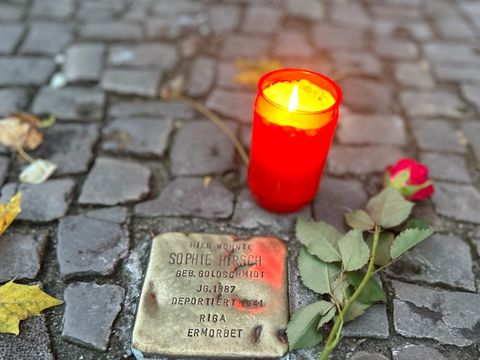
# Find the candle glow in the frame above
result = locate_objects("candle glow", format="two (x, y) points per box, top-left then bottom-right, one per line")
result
(248, 69), (342, 213)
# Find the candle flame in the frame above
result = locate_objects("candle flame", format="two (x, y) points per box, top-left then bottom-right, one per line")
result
(288, 85), (299, 112)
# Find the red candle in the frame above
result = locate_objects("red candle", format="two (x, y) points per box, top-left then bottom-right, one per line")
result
(248, 69), (343, 213)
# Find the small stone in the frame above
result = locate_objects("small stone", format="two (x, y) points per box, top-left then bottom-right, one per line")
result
(64, 43), (105, 82)
(330, 51), (383, 77)
(313, 177), (368, 232)
(31, 0), (74, 19)
(102, 118), (173, 157)
(101, 68), (161, 97)
(79, 22), (143, 41)
(343, 304), (389, 339)
(32, 86), (105, 121)
(286, 0), (323, 20)
(109, 100), (194, 119)
(0, 231), (48, 282)
(351, 352), (388, 360)
(392, 344), (448, 360)
(62, 282), (125, 351)
(242, 6), (281, 34)
(388, 234), (475, 291)
(57, 214), (128, 279)
(374, 38), (419, 60)
(394, 63), (434, 89)
(208, 5), (241, 34)
(420, 152), (471, 183)
(0, 24), (24, 54)
(107, 43), (177, 70)
(0, 316), (54, 360)
(0, 57), (55, 86)
(221, 35), (270, 59)
(462, 121), (480, 161)
(432, 182), (480, 224)
(424, 43), (480, 64)
(461, 84), (480, 112)
(328, 145), (404, 175)
(433, 63), (480, 83)
(0, 156), (8, 185)
(135, 178), (234, 219)
(337, 113), (406, 145)
(274, 30), (314, 58)
(79, 157), (151, 205)
(393, 280), (480, 347)
(187, 56), (215, 97)
(32, 123), (99, 175)
(170, 120), (237, 176)
(313, 25), (366, 50)
(20, 22), (73, 55)
(16, 178), (75, 222)
(401, 91), (467, 119)
(232, 189), (311, 231)
(0, 4), (25, 20)
(411, 119), (465, 153)
(0, 88), (28, 116)
(206, 89), (254, 123)
(341, 78), (393, 113)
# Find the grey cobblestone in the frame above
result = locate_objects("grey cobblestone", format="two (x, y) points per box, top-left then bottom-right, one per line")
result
(170, 120), (237, 176)
(57, 214), (128, 279)
(330, 51), (383, 77)
(33, 123), (99, 175)
(374, 38), (418, 60)
(394, 63), (434, 88)
(208, 5), (241, 34)
(187, 56), (215, 97)
(64, 43), (105, 83)
(331, 2), (370, 29)
(79, 22), (143, 41)
(31, 0), (74, 20)
(32, 86), (106, 121)
(432, 182), (480, 224)
(221, 34), (270, 59)
(462, 121), (480, 161)
(343, 304), (389, 339)
(109, 100), (194, 119)
(351, 352), (388, 360)
(341, 78), (393, 113)
(411, 119), (465, 154)
(0, 156), (8, 185)
(102, 117), (173, 157)
(107, 43), (177, 70)
(420, 152), (471, 183)
(15, 179), (75, 222)
(101, 68), (161, 97)
(62, 282), (125, 351)
(393, 280), (480, 346)
(206, 89), (254, 123)
(0, 231), (48, 282)
(242, 6), (282, 34)
(461, 84), (480, 112)
(274, 31), (314, 58)
(286, 0), (323, 21)
(400, 91), (467, 119)
(79, 157), (151, 205)
(388, 233), (475, 291)
(20, 22), (73, 55)
(424, 42), (480, 64)
(0, 3), (25, 20)
(373, 19), (432, 41)
(0, 57), (55, 86)
(313, 25), (366, 50)
(135, 177), (234, 219)
(0, 24), (24, 54)
(392, 344), (448, 360)
(433, 63), (480, 83)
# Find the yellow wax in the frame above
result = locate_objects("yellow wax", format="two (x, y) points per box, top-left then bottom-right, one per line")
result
(263, 79), (335, 112)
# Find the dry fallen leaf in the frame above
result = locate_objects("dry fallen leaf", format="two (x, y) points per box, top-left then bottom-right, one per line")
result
(0, 113), (43, 151)
(234, 58), (283, 87)
(0, 280), (62, 335)
(203, 176), (213, 189)
(0, 192), (21, 237)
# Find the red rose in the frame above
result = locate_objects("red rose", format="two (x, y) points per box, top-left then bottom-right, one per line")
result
(384, 158), (434, 201)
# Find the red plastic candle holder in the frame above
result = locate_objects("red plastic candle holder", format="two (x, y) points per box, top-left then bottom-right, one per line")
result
(248, 69), (343, 213)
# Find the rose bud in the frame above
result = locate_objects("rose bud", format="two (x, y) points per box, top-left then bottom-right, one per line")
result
(384, 158), (434, 201)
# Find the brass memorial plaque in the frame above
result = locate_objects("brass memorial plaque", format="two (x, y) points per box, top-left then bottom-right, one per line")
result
(132, 232), (289, 359)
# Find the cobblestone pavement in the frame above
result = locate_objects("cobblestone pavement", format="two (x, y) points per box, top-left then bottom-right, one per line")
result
(0, 0), (480, 359)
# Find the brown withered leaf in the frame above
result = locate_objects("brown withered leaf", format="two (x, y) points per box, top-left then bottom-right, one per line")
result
(234, 58), (283, 87)
(0, 112), (44, 151)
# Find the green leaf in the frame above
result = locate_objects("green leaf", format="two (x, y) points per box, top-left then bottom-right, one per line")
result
(338, 230), (370, 271)
(344, 301), (371, 323)
(367, 232), (395, 266)
(287, 301), (334, 351)
(390, 227), (434, 259)
(345, 209), (375, 231)
(296, 219), (343, 262)
(298, 248), (341, 295)
(317, 306), (337, 330)
(346, 271), (386, 304)
(331, 276), (349, 304)
(366, 187), (414, 228)
(404, 218), (430, 230)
